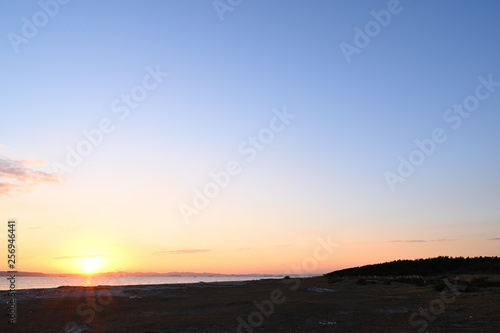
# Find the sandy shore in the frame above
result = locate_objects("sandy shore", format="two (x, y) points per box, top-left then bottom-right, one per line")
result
(1, 276), (499, 332)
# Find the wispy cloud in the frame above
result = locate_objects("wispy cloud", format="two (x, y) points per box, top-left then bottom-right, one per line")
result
(388, 240), (426, 243)
(0, 154), (57, 196)
(153, 249), (210, 255)
(54, 255), (111, 259)
(387, 239), (449, 243)
(489, 238), (500, 241)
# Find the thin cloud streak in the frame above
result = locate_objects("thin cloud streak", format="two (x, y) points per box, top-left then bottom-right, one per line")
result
(153, 249), (210, 255)
(54, 255), (111, 259)
(387, 239), (449, 243)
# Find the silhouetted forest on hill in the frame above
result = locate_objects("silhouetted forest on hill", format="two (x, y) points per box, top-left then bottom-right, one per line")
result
(325, 256), (500, 277)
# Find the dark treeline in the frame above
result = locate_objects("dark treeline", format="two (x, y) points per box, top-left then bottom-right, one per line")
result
(325, 256), (500, 277)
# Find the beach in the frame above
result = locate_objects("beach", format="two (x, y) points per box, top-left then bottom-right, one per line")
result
(1, 276), (499, 332)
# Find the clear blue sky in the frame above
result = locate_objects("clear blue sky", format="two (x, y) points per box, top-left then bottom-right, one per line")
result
(1, 0), (499, 274)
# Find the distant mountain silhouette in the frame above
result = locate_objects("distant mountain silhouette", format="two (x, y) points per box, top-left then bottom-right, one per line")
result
(324, 256), (500, 277)
(0, 271), (283, 277)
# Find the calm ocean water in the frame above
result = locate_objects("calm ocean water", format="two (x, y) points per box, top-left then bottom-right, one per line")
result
(3, 276), (282, 290)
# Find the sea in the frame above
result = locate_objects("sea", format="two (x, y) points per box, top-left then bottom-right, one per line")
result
(2, 275), (284, 290)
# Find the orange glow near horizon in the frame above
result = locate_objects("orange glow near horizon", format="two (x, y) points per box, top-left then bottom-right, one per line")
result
(14, 227), (500, 276)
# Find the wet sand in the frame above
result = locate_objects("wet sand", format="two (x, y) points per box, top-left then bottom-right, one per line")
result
(1, 276), (499, 332)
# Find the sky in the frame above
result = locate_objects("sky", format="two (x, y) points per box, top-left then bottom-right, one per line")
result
(1, 0), (499, 275)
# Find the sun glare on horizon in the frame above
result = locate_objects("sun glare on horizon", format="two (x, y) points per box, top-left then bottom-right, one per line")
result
(80, 257), (103, 274)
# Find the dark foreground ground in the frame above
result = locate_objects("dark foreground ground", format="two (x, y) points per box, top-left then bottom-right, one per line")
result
(1, 276), (499, 332)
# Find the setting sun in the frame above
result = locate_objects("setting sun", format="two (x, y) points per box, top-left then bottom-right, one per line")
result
(81, 257), (102, 274)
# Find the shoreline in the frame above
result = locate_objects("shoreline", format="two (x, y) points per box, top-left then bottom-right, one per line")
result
(0, 275), (296, 292)
(1, 278), (275, 300)
(1, 276), (499, 332)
